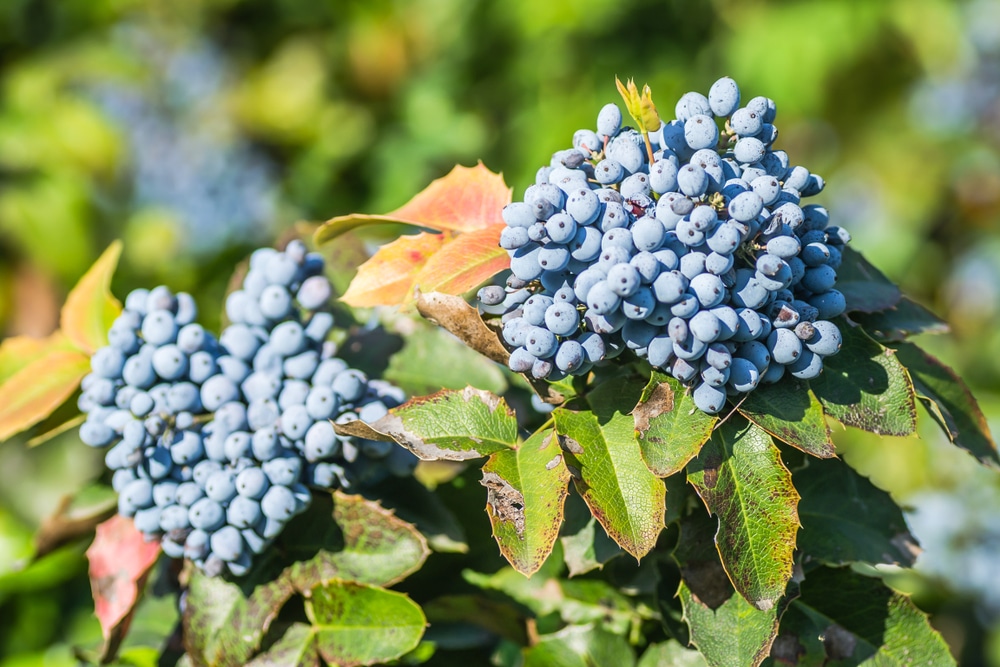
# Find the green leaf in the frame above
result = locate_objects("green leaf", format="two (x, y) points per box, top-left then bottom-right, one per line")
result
(423, 595), (529, 646)
(890, 342), (999, 466)
(788, 567), (955, 666)
(795, 458), (918, 567)
(737, 380), (834, 458)
(481, 427), (571, 576)
(245, 623), (319, 666)
(638, 641), (708, 667)
(686, 418), (799, 611)
(679, 582), (782, 667)
(837, 247), (901, 314)
(810, 323), (917, 437)
(384, 323), (508, 397)
(559, 490), (623, 577)
(183, 493), (427, 667)
(280, 491), (430, 586)
(634, 372), (717, 476)
(306, 582), (426, 667)
(523, 625), (636, 667)
(333, 386), (517, 460)
(554, 378), (665, 560)
(851, 296), (949, 342)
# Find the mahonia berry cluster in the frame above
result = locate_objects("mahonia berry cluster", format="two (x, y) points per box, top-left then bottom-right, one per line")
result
(77, 241), (415, 576)
(481, 77), (847, 414)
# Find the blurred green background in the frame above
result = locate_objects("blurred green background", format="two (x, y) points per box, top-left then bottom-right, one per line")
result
(1, 0), (999, 664)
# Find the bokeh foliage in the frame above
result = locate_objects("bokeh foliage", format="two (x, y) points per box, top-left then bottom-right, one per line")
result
(1, 0), (1000, 664)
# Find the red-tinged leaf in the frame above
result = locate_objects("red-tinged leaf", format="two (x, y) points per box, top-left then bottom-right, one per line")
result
(61, 241), (123, 355)
(0, 349), (91, 441)
(413, 225), (509, 296)
(315, 163), (512, 243)
(340, 232), (450, 308)
(87, 515), (162, 642)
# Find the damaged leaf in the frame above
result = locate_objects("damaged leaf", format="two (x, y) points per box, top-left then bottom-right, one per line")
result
(633, 372), (716, 477)
(481, 428), (571, 576)
(737, 381), (834, 459)
(334, 386), (517, 460)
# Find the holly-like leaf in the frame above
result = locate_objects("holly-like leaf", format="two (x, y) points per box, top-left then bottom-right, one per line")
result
(184, 493), (428, 667)
(553, 378), (666, 561)
(365, 476), (468, 554)
(339, 231), (448, 307)
(0, 347), (91, 441)
(852, 296), (949, 341)
(686, 418), (799, 611)
(737, 380), (834, 459)
(891, 342), (999, 467)
(333, 386), (517, 461)
(679, 582), (782, 667)
(306, 582), (426, 667)
(61, 240), (123, 355)
(86, 515), (162, 652)
(523, 625), (636, 667)
(810, 323), (917, 437)
(637, 641), (708, 667)
(633, 372), (717, 477)
(481, 427), (571, 576)
(795, 458), (919, 567)
(837, 247), (902, 314)
(315, 164), (513, 308)
(245, 623), (318, 666)
(787, 566), (955, 666)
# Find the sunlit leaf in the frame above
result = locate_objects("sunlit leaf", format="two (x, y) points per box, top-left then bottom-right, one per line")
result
(737, 381), (834, 459)
(61, 240), (123, 354)
(0, 348), (91, 441)
(633, 372), (717, 477)
(339, 231), (448, 308)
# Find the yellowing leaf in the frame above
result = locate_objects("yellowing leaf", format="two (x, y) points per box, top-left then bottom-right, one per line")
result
(325, 164), (514, 308)
(340, 232), (449, 308)
(0, 349), (91, 441)
(61, 241), (123, 355)
(315, 162), (512, 243)
(0, 331), (75, 385)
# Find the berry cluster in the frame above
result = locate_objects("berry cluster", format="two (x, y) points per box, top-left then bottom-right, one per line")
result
(77, 241), (414, 576)
(484, 77), (847, 414)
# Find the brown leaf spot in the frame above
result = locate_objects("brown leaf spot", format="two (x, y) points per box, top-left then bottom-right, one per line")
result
(560, 436), (584, 456)
(481, 471), (525, 537)
(633, 381), (675, 435)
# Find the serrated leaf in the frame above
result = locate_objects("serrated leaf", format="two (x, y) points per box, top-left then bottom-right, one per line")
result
(384, 322), (507, 397)
(86, 516), (162, 646)
(553, 378), (665, 560)
(183, 493), (427, 667)
(523, 625), (636, 667)
(482, 428), (571, 576)
(837, 247), (901, 314)
(795, 458), (918, 567)
(851, 296), (949, 341)
(788, 567), (955, 666)
(810, 323), (917, 437)
(306, 582), (426, 667)
(315, 163), (512, 241)
(679, 582), (782, 667)
(0, 348), (91, 441)
(890, 342), (998, 466)
(559, 490), (623, 577)
(245, 623), (319, 666)
(634, 372), (717, 477)
(686, 418), (799, 611)
(637, 640), (708, 667)
(334, 387), (517, 461)
(61, 240), (123, 354)
(737, 380), (834, 459)
(318, 164), (513, 308)
(340, 231), (448, 307)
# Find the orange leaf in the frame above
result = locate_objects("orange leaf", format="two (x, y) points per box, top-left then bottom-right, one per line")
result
(314, 162), (512, 243)
(0, 331), (75, 385)
(414, 225), (510, 296)
(87, 515), (161, 641)
(61, 241), (123, 355)
(340, 232), (450, 308)
(0, 348), (91, 441)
